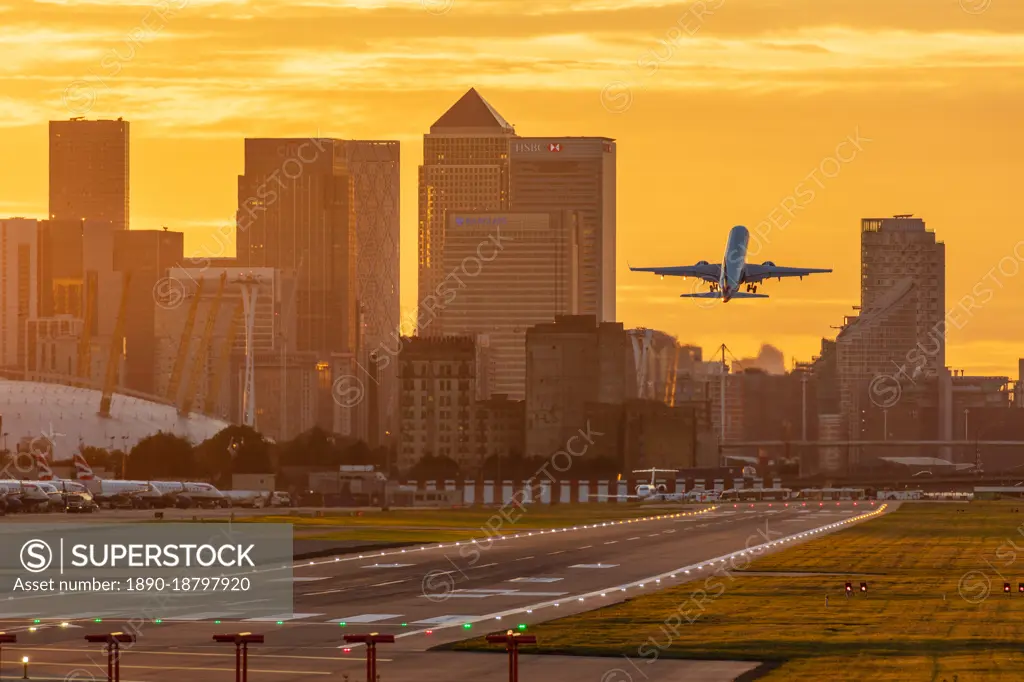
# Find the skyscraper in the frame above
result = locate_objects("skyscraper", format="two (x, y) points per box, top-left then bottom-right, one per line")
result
(861, 215), (946, 374)
(112, 229), (184, 395)
(510, 137), (616, 322)
(236, 138), (358, 356)
(49, 119), (130, 230)
(0, 219), (39, 372)
(339, 140), (400, 447)
(439, 210), (579, 400)
(418, 89), (517, 329)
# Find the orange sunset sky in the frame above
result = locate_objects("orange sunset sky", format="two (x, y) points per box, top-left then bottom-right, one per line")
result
(2, 0), (1023, 378)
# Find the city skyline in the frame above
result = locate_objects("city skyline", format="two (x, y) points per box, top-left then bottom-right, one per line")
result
(1, 0), (1022, 376)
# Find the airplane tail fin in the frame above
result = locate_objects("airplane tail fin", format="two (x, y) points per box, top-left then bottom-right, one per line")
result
(679, 291), (769, 299)
(34, 452), (54, 481)
(74, 452), (96, 481)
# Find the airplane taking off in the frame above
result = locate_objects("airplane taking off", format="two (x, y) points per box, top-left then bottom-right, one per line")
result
(629, 225), (832, 302)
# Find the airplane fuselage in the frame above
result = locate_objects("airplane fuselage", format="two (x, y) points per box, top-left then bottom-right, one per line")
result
(721, 225), (750, 302)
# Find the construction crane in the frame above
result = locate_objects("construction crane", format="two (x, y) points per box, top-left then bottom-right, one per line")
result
(180, 272), (226, 416)
(99, 271), (132, 418)
(77, 282), (96, 387)
(204, 302), (242, 418)
(165, 277), (205, 404)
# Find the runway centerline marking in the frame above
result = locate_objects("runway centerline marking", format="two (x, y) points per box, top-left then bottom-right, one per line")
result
(578, 545), (593, 550)
(362, 563), (413, 569)
(548, 551), (565, 555)
(369, 580), (407, 588)
(305, 588), (348, 596)
(470, 563), (497, 570)
(626, 537), (641, 541)
(603, 541), (617, 545)
(514, 556), (535, 561)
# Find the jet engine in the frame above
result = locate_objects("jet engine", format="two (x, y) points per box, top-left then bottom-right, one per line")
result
(696, 260), (709, 266)
(762, 261), (776, 267)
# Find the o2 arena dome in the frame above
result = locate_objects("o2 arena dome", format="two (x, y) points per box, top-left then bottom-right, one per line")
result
(0, 381), (230, 460)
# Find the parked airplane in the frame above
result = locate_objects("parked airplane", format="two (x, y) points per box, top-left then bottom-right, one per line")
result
(0, 480), (52, 509)
(74, 453), (228, 508)
(34, 452), (98, 499)
(593, 469), (684, 502)
(72, 453), (153, 506)
(629, 225), (832, 302)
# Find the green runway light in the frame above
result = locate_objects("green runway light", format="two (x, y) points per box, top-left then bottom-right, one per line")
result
(215, 620), (221, 624)
(401, 623), (407, 627)
(276, 621), (284, 625)
(94, 619), (102, 623)
(155, 620), (162, 624)
(33, 620), (40, 624)
(339, 622), (346, 627)
(463, 623), (472, 629)
(517, 624), (527, 631)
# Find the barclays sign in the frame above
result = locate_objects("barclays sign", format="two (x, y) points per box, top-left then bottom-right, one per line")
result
(455, 216), (508, 226)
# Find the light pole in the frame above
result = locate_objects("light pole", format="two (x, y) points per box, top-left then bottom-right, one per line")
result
(964, 409), (970, 462)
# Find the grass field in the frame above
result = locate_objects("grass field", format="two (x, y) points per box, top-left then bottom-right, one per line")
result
(453, 502), (1024, 680)
(231, 504), (713, 543)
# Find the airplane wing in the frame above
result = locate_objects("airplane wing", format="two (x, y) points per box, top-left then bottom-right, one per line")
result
(629, 262), (721, 283)
(743, 263), (832, 283)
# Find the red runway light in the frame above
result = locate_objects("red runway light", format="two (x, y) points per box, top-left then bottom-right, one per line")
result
(426, 630), (433, 635)
(343, 648), (351, 653)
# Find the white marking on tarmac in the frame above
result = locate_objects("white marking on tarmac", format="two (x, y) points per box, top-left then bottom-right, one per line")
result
(470, 563), (497, 570)
(548, 551), (565, 555)
(603, 541), (617, 545)
(508, 577), (563, 583)
(514, 556), (535, 561)
(370, 580), (408, 588)
(243, 613), (324, 622)
(331, 614), (401, 623)
(626, 537), (640, 541)
(569, 564), (619, 569)
(411, 615), (475, 625)
(170, 612), (238, 621)
(578, 545), (593, 550)
(305, 589), (348, 596)
(363, 563), (414, 568)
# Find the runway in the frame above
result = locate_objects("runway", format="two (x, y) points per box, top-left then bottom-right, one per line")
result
(0, 501), (890, 681)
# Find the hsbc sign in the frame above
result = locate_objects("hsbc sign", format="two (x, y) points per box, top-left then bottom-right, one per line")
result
(512, 142), (566, 153)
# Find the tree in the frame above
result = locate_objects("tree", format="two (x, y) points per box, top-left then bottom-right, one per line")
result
(193, 425), (272, 487)
(128, 432), (195, 479)
(80, 446), (114, 469)
(277, 427), (353, 468)
(407, 454), (461, 481)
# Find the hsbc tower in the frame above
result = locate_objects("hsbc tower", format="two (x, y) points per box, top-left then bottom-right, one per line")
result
(509, 137), (617, 323)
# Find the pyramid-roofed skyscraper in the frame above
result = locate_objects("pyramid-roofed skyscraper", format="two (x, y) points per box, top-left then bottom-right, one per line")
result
(418, 89), (518, 331)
